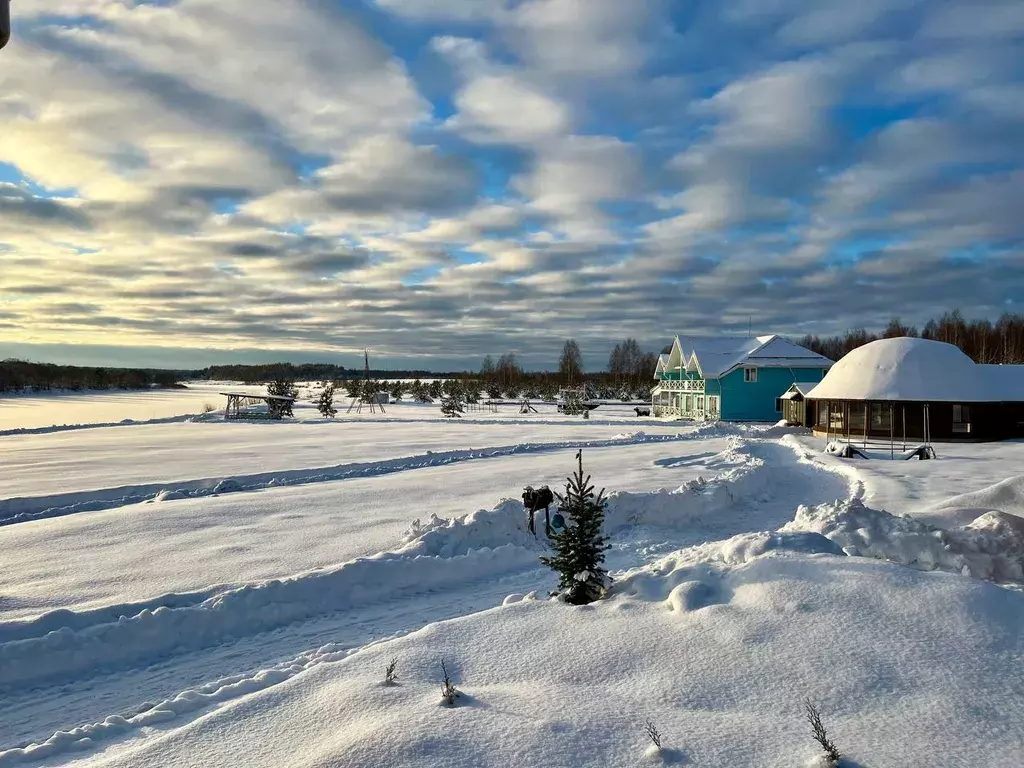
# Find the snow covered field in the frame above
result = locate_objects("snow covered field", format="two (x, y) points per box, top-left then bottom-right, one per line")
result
(0, 392), (1022, 767)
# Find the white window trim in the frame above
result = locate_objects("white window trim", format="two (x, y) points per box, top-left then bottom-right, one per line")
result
(744, 367), (758, 383)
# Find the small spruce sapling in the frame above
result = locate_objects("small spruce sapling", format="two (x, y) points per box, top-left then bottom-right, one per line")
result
(540, 450), (611, 604)
(316, 383), (337, 418)
(440, 659), (458, 706)
(384, 657), (398, 686)
(805, 699), (842, 766)
(440, 385), (465, 418)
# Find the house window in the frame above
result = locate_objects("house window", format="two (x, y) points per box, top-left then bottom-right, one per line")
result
(775, 398), (783, 413)
(849, 406), (866, 432)
(870, 404), (891, 431)
(744, 368), (757, 383)
(953, 404), (971, 433)
(817, 403), (828, 427)
(708, 396), (719, 414)
(684, 395), (692, 413)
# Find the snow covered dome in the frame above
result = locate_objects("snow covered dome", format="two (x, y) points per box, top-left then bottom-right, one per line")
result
(809, 337), (995, 402)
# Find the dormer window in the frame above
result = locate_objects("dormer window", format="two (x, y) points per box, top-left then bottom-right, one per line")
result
(744, 367), (758, 383)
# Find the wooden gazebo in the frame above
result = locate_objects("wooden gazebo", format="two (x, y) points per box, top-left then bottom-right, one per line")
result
(221, 392), (295, 420)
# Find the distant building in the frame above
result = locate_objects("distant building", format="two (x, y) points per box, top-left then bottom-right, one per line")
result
(779, 381), (820, 427)
(652, 335), (833, 421)
(806, 337), (1024, 442)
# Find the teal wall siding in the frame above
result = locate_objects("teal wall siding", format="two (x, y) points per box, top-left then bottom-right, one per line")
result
(719, 367), (828, 422)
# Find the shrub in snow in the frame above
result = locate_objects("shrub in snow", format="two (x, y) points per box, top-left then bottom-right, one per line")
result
(560, 387), (587, 416)
(316, 384), (337, 418)
(486, 384), (502, 400)
(644, 719), (662, 749)
(440, 392), (464, 418)
(266, 379), (296, 416)
(540, 450), (611, 604)
(439, 659), (459, 707)
(343, 379), (362, 399)
(428, 380), (444, 399)
(389, 381), (405, 402)
(805, 699), (841, 766)
(384, 657), (398, 686)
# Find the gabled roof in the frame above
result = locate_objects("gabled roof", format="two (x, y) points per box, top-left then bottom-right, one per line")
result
(653, 354), (668, 379)
(781, 381), (820, 400)
(674, 334), (832, 379)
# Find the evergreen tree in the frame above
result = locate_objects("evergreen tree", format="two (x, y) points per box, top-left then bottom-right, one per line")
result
(344, 379), (362, 400)
(267, 379), (297, 417)
(428, 379), (444, 399)
(440, 391), (464, 418)
(560, 387), (587, 416)
(316, 383), (337, 418)
(540, 451), (610, 605)
(390, 381), (405, 402)
(486, 384), (502, 400)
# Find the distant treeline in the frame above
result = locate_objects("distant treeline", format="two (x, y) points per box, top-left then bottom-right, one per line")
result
(0, 359), (192, 394)
(203, 362), (438, 384)
(797, 311), (1024, 364)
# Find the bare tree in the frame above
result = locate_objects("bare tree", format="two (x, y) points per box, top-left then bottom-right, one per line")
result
(559, 339), (583, 385)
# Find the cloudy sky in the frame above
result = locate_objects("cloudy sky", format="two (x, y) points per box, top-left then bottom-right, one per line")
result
(1, 0), (1022, 370)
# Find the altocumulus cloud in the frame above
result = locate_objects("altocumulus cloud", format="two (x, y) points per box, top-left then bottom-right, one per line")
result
(0, 0), (1022, 369)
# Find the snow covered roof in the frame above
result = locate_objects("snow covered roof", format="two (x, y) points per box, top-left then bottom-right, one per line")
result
(808, 337), (1024, 403)
(671, 335), (832, 379)
(781, 382), (820, 400)
(979, 364), (1024, 401)
(654, 354), (668, 379)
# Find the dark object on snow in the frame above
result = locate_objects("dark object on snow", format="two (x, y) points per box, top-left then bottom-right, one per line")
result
(522, 485), (555, 536)
(634, 407), (651, 417)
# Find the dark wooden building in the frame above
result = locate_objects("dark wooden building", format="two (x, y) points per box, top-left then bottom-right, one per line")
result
(804, 338), (1024, 443)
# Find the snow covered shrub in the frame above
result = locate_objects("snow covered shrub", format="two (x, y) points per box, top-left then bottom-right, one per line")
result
(201, 403), (216, 414)
(389, 381), (405, 402)
(384, 657), (398, 685)
(440, 391), (464, 418)
(428, 380), (444, 399)
(439, 659), (459, 706)
(486, 384), (502, 400)
(316, 384), (337, 418)
(805, 699), (841, 765)
(560, 387), (587, 416)
(267, 379), (297, 417)
(540, 450), (611, 605)
(344, 379), (362, 400)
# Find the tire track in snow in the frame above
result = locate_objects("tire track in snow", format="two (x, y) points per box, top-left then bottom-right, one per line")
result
(0, 434), (860, 764)
(0, 430), (696, 526)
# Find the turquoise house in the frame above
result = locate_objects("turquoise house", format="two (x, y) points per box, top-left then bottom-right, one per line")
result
(652, 335), (833, 421)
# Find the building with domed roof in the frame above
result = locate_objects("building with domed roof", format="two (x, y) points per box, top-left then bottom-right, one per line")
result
(804, 337), (1024, 441)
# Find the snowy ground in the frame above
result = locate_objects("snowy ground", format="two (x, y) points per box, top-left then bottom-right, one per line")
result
(0, 392), (1022, 767)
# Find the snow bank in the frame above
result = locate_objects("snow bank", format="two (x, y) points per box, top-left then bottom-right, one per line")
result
(918, 475), (1024, 527)
(783, 498), (1024, 583)
(33, 553), (1022, 768)
(0, 543), (537, 688)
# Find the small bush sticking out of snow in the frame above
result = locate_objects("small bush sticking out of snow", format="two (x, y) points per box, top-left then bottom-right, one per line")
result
(383, 657), (398, 686)
(439, 659), (459, 707)
(805, 699), (841, 766)
(644, 719), (662, 749)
